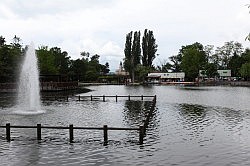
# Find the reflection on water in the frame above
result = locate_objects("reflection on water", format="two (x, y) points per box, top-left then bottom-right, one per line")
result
(123, 100), (151, 126)
(1, 85), (250, 165)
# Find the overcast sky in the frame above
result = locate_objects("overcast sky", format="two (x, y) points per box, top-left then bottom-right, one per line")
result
(0, 0), (249, 71)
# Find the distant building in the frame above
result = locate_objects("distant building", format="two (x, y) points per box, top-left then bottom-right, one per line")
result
(115, 62), (129, 76)
(199, 69), (231, 80)
(114, 62), (130, 84)
(217, 70), (231, 78)
(147, 72), (185, 83)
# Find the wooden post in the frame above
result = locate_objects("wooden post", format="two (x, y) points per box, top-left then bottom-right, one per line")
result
(115, 95), (118, 102)
(78, 95), (80, 101)
(143, 119), (147, 134)
(69, 124), (74, 143)
(103, 125), (108, 145)
(128, 95), (130, 101)
(6, 123), (10, 142)
(139, 125), (144, 145)
(141, 95), (143, 101)
(103, 95), (105, 102)
(37, 124), (41, 140)
(91, 95), (93, 101)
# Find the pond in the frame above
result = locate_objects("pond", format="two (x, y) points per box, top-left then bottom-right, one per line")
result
(1, 85), (250, 166)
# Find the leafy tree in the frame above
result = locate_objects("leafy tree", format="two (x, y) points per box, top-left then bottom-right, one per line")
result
(0, 36), (23, 82)
(180, 42), (207, 81)
(69, 59), (87, 81)
(100, 62), (110, 75)
(204, 63), (218, 78)
(240, 63), (250, 80)
(80, 51), (90, 61)
(241, 48), (250, 63)
(228, 52), (244, 77)
(142, 29), (158, 67)
(168, 54), (182, 72)
(239, 48), (250, 80)
(157, 59), (172, 72)
(124, 31), (141, 83)
(135, 64), (151, 82)
(0, 36), (6, 46)
(50, 47), (70, 75)
(85, 70), (99, 81)
(37, 46), (58, 74)
(215, 41), (243, 69)
(11, 35), (22, 49)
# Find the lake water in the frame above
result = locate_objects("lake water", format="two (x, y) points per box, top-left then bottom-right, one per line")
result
(1, 85), (250, 166)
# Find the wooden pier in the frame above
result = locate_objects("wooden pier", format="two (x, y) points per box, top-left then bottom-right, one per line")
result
(41, 95), (156, 102)
(0, 123), (144, 145)
(0, 95), (157, 145)
(77, 95), (156, 102)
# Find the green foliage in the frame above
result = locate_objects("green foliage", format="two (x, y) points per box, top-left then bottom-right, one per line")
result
(37, 46), (58, 74)
(169, 54), (182, 72)
(124, 31), (141, 82)
(240, 63), (250, 80)
(135, 65), (152, 82)
(157, 61), (172, 72)
(0, 37), (23, 82)
(85, 70), (99, 81)
(164, 41), (249, 81)
(215, 41), (243, 69)
(123, 29), (158, 82)
(0, 36), (109, 83)
(239, 49), (250, 80)
(0, 36), (6, 46)
(204, 63), (218, 78)
(180, 42), (207, 81)
(142, 29), (158, 67)
(124, 31), (133, 74)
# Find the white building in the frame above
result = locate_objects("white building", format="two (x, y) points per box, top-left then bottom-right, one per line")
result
(147, 72), (185, 83)
(217, 70), (231, 77)
(199, 69), (231, 80)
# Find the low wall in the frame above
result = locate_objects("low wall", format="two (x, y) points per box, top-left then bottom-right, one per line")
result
(230, 81), (250, 87)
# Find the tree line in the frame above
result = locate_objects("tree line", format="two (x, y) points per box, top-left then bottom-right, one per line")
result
(1, 34), (250, 84)
(158, 41), (250, 81)
(0, 35), (109, 83)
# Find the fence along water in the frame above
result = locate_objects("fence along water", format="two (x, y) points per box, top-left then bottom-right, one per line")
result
(0, 95), (157, 145)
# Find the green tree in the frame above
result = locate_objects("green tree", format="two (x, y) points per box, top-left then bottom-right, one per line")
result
(0, 36), (6, 46)
(124, 31), (141, 83)
(37, 46), (58, 75)
(142, 29), (158, 67)
(180, 42), (207, 81)
(228, 52), (244, 77)
(239, 48), (250, 80)
(84, 54), (102, 81)
(0, 36), (23, 82)
(157, 59), (172, 72)
(135, 64), (151, 82)
(69, 59), (87, 81)
(100, 62), (110, 75)
(215, 41), (243, 69)
(169, 54), (182, 72)
(204, 63), (218, 78)
(240, 63), (250, 80)
(50, 47), (70, 75)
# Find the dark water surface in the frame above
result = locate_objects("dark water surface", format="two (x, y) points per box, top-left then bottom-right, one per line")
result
(1, 85), (250, 166)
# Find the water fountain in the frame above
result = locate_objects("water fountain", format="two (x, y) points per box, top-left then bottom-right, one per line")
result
(16, 43), (43, 114)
